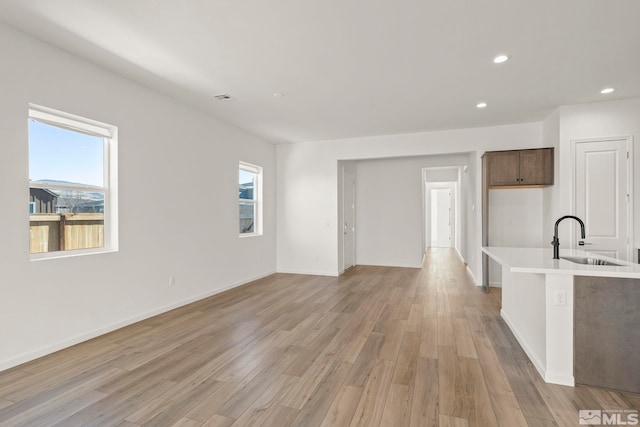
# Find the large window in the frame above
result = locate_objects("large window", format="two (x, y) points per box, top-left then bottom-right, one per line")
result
(28, 105), (118, 258)
(239, 162), (262, 236)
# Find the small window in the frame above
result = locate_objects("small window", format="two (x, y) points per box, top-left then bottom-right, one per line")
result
(239, 162), (262, 236)
(28, 105), (118, 258)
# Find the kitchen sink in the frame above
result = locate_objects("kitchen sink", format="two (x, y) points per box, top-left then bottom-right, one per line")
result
(560, 256), (621, 266)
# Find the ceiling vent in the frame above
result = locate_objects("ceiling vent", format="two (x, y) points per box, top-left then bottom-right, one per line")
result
(213, 93), (232, 100)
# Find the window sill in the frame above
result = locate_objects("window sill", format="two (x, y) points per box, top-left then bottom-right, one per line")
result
(30, 247), (118, 261)
(239, 233), (262, 239)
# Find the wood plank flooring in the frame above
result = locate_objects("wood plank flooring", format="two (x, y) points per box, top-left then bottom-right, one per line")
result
(0, 248), (638, 426)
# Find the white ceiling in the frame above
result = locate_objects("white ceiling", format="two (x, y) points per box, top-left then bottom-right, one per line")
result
(1, 0), (639, 143)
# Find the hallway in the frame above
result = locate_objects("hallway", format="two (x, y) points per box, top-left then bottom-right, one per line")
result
(0, 249), (638, 426)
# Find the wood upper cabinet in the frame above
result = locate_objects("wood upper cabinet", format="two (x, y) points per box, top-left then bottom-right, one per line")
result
(485, 148), (554, 187)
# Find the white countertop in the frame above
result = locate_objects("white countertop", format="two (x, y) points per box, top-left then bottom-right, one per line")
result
(482, 247), (640, 279)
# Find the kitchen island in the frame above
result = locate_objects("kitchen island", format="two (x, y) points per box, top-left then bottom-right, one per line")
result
(482, 247), (640, 393)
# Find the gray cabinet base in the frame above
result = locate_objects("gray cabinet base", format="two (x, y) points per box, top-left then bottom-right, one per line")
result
(574, 276), (640, 393)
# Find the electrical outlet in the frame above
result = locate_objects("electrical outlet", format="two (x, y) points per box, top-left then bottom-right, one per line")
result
(169, 276), (176, 287)
(554, 290), (567, 306)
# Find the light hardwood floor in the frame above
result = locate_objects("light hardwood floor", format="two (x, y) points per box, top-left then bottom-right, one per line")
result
(0, 248), (638, 426)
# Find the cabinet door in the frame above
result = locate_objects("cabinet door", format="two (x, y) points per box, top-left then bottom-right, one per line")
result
(519, 148), (553, 185)
(487, 151), (520, 186)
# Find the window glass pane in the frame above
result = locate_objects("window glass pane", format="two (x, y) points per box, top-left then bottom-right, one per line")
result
(239, 169), (255, 200)
(29, 119), (104, 187)
(29, 190), (105, 253)
(239, 201), (255, 234)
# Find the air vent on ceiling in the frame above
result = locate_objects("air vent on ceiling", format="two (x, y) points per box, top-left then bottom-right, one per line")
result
(213, 93), (232, 100)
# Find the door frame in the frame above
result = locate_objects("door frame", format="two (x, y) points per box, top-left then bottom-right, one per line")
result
(342, 166), (356, 272)
(570, 136), (634, 260)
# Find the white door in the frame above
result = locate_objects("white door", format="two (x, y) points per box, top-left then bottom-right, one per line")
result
(343, 168), (356, 270)
(431, 188), (452, 247)
(575, 138), (631, 260)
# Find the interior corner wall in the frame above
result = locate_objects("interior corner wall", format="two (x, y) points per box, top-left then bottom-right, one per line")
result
(276, 122), (543, 283)
(0, 23), (276, 371)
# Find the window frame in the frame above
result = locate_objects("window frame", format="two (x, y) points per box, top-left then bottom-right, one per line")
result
(28, 104), (118, 260)
(238, 161), (262, 237)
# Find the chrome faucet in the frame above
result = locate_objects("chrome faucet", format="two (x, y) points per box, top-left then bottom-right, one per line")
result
(552, 215), (586, 259)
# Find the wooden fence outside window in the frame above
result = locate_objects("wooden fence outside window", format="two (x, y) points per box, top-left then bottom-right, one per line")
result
(29, 213), (104, 253)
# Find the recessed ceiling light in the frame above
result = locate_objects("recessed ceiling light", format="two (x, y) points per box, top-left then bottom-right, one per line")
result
(600, 87), (615, 94)
(493, 54), (509, 64)
(477, 102), (488, 108)
(273, 92), (285, 98)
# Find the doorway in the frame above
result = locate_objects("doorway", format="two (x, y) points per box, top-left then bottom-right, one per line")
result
(431, 188), (452, 247)
(425, 180), (457, 251)
(572, 137), (633, 260)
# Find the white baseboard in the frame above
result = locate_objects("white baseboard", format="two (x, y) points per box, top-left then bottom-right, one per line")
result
(0, 270), (276, 373)
(544, 371), (574, 387)
(354, 261), (422, 269)
(276, 269), (339, 277)
(500, 309), (547, 383)
(466, 265), (479, 285)
(500, 309), (573, 386)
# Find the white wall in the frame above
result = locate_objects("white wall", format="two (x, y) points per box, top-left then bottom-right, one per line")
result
(276, 122), (543, 281)
(354, 155), (468, 268)
(500, 268), (547, 378)
(488, 189), (544, 285)
(0, 24), (276, 370)
(425, 168), (459, 182)
(544, 98), (640, 260)
(542, 109), (560, 240)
